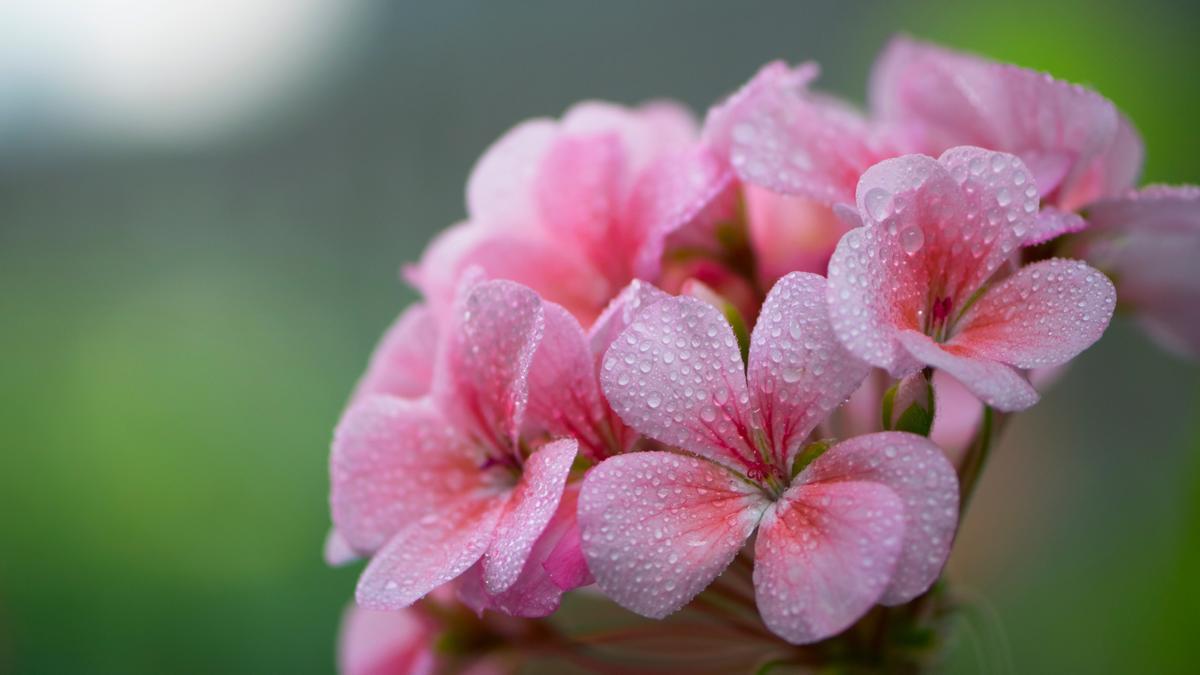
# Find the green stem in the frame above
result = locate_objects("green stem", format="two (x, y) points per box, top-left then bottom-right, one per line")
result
(956, 406), (1008, 516)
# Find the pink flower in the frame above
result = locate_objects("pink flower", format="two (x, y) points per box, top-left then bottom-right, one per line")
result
(1080, 186), (1200, 358)
(827, 148), (1116, 411)
(870, 36), (1142, 212)
(337, 604), (438, 675)
(331, 280), (580, 612)
(348, 302), (439, 405)
(580, 272), (959, 644)
(408, 102), (728, 325)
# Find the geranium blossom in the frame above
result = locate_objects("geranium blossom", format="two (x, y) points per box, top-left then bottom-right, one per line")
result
(580, 272), (959, 644)
(827, 148), (1116, 411)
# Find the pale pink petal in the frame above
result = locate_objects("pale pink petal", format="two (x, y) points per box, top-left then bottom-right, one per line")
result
(466, 119), (557, 229)
(897, 330), (1038, 411)
(337, 604), (437, 675)
(1086, 185), (1200, 234)
(929, 370), (983, 463)
(745, 185), (849, 286)
(330, 397), (483, 553)
(707, 61), (884, 204)
(578, 452), (767, 618)
(324, 528), (360, 567)
(407, 222), (608, 325)
(748, 272), (870, 466)
(524, 302), (610, 459)
(754, 480), (905, 644)
(1023, 207), (1087, 247)
(799, 433), (958, 605)
(951, 258), (1115, 369)
(869, 36), (1120, 208)
(628, 146), (736, 280)
(600, 296), (758, 472)
(482, 439), (578, 594)
(587, 280), (671, 361)
(562, 99), (698, 177)
(1058, 112), (1144, 210)
(357, 496), (505, 610)
(434, 280), (545, 447)
(349, 303), (437, 406)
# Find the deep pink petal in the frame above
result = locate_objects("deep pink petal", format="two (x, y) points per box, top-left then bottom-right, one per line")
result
(434, 280), (545, 447)
(466, 119), (557, 229)
(748, 272), (870, 466)
(357, 496), (505, 610)
(897, 330), (1038, 411)
(870, 36), (1120, 208)
(578, 452), (767, 618)
(330, 397), (483, 554)
(337, 604), (437, 675)
(600, 296), (758, 472)
(754, 480), (905, 644)
(349, 303), (437, 406)
(799, 433), (958, 605)
(952, 259), (1116, 369)
(705, 61), (882, 204)
(482, 439), (578, 595)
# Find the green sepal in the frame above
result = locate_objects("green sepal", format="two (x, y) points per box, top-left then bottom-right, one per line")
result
(791, 439), (833, 479)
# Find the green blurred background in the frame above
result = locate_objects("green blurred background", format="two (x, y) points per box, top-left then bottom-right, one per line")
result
(1, 1), (1196, 673)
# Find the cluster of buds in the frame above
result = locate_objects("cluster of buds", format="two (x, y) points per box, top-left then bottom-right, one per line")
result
(327, 36), (1198, 673)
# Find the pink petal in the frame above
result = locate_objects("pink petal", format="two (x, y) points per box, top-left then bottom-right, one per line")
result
(561, 100), (699, 177)
(869, 36), (1120, 208)
(745, 185), (849, 286)
(710, 61), (885, 204)
(599, 296), (758, 472)
(330, 397), (483, 554)
(1023, 207), (1088, 247)
(337, 604), (437, 675)
(897, 330), (1038, 411)
(952, 259), (1116, 369)
(357, 495), (505, 610)
(1060, 113), (1144, 210)
(524, 302), (610, 459)
(540, 483), (594, 592)
(929, 370), (983, 463)
(482, 439), (578, 595)
(798, 433), (958, 605)
(407, 222), (609, 326)
(466, 118), (557, 229)
(434, 280), (545, 447)
(754, 480), (906, 644)
(324, 528), (360, 567)
(587, 280), (671, 361)
(578, 452), (767, 618)
(628, 146), (736, 280)
(349, 303), (437, 406)
(748, 272), (871, 466)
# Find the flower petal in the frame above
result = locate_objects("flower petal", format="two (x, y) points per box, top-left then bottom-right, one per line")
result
(349, 303), (437, 406)
(466, 118), (557, 229)
(897, 330), (1038, 411)
(324, 528), (360, 567)
(588, 280), (671, 360)
(952, 259), (1116, 369)
(799, 433), (958, 605)
(579, 452), (767, 618)
(745, 185), (848, 286)
(337, 604), (437, 675)
(706, 61), (882, 204)
(330, 396), (482, 554)
(870, 36), (1120, 208)
(1023, 207), (1088, 247)
(600, 296), (757, 471)
(748, 272), (870, 466)
(754, 480), (905, 644)
(482, 439), (578, 594)
(434, 280), (545, 446)
(357, 495), (505, 610)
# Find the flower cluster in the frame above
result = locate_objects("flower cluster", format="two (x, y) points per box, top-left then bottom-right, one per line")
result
(328, 36), (1198, 673)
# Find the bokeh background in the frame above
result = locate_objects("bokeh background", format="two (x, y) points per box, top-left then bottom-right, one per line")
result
(2, 1), (1197, 673)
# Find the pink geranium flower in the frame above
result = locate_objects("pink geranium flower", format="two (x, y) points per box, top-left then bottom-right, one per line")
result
(408, 102), (729, 325)
(580, 272), (959, 644)
(331, 280), (580, 612)
(827, 148), (1116, 411)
